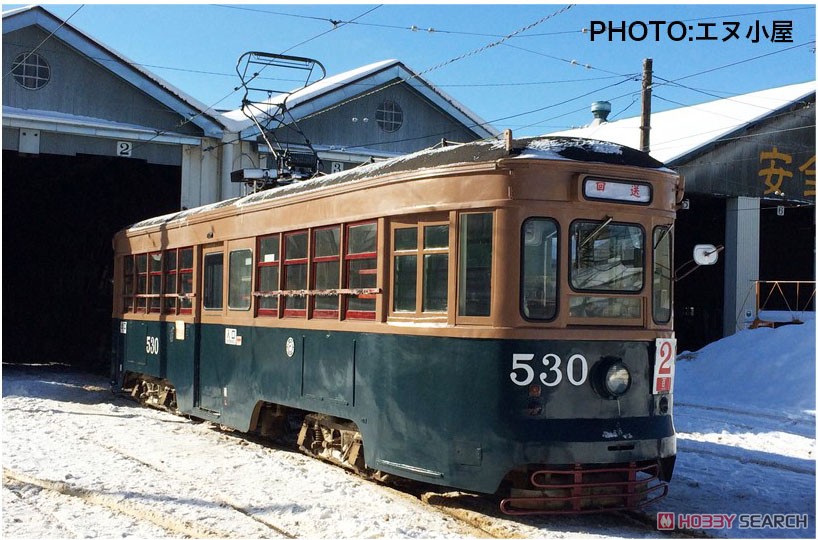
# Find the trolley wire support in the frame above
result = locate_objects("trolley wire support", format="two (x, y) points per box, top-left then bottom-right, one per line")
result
(234, 52), (327, 192)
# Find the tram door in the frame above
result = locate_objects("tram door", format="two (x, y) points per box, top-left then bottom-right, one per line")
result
(194, 245), (226, 415)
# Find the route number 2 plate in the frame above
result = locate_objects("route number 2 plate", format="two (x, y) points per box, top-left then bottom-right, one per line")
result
(653, 338), (676, 394)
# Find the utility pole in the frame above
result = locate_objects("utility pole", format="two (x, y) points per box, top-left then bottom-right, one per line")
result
(640, 58), (653, 153)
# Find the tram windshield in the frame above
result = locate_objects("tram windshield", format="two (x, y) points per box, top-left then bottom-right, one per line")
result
(570, 221), (644, 292)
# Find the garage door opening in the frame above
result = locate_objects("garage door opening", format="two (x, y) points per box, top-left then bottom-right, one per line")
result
(3, 151), (181, 372)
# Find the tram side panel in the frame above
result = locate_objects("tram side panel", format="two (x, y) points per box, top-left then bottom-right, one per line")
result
(358, 333), (674, 494)
(112, 317), (674, 495)
(114, 320), (196, 410)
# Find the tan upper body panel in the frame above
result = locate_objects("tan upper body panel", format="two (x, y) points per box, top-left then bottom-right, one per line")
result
(113, 137), (680, 341)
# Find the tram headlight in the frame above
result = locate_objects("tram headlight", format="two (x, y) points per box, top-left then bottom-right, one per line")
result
(604, 362), (631, 397)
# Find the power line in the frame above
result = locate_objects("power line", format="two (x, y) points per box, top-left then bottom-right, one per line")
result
(681, 5), (815, 23)
(293, 4), (576, 126)
(5, 37), (630, 92)
(213, 4), (576, 39)
(202, 5), (581, 153)
(492, 76), (638, 127)
(281, 5), (382, 55)
(132, 5), (383, 152)
(667, 40), (815, 84)
(499, 42), (631, 77)
(436, 74), (629, 88)
(3, 4), (84, 80)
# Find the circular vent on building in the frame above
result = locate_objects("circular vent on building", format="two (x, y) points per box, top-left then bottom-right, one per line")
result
(376, 100), (403, 133)
(11, 52), (51, 90)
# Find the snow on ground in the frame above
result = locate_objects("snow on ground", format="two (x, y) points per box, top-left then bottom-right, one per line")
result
(2, 318), (815, 539)
(667, 316), (815, 539)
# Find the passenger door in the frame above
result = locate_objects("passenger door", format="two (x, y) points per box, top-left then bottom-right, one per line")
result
(194, 245), (226, 415)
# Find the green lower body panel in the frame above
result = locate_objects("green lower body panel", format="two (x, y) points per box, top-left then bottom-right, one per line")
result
(112, 319), (675, 494)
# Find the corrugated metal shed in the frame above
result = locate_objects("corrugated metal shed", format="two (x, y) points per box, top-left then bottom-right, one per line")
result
(550, 82), (814, 165)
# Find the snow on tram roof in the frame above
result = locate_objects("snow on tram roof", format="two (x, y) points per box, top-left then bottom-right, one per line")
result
(126, 136), (666, 231)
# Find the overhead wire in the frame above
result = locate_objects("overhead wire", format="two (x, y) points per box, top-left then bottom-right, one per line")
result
(213, 3), (578, 39)
(58, 3), (810, 171)
(131, 4), (383, 152)
(198, 4), (580, 154)
(499, 42), (631, 77)
(3, 4), (85, 80)
(292, 4), (576, 127)
(662, 41), (815, 85)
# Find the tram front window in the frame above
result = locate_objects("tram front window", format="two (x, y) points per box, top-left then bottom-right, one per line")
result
(570, 221), (644, 292)
(521, 218), (558, 320)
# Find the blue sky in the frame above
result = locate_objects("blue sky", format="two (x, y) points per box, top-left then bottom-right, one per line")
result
(10, 3), (816, 137)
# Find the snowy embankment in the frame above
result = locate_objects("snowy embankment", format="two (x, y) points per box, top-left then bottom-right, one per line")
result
(668, 317), (815, 539)
(2, 318), (815, 539)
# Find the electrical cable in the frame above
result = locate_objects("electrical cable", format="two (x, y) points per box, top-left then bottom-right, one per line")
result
(131, 5), (382, 153)
(499, 42), (632, 77)
(213, 3), (576, 39)
(292, 5), (576, 127)
(3, 4), (84, 80)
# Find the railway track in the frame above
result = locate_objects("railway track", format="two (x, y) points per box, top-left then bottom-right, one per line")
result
(9, 369), (804, 539)
(3, 468), (235, 538)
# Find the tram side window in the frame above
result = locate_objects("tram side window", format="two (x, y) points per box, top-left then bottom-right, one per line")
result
(123, 255), (135, 313)
(392, 221), (449, 315)
(423, 225), (449, 312)
(178, 248), (194, 314)
(393, 227), (418, 312)
(124, 248), (193, 315)
(163, 249), (178, 314)
(257, 235), (280, 316)
(313, 226), (341, 318)
(228, 249), (253, 310)
(148, 252), (163, 313)
(522, 219), (559, 320)
(653, 227), (673, 323)
(458, 213), (493, 317)
(136, 253), (148, 312)
(346, 222), (377, 319)
(283, 231), (308, 317)
(203, 253), (224, 310)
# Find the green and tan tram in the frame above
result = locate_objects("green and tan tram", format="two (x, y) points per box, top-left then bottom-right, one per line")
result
(112, 134), (702, 514)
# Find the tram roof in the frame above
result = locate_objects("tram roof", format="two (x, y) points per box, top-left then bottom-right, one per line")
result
(127, 135), (667, 231)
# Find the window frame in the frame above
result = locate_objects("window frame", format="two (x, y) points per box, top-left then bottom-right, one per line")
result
(389, 216), (451, 319)
(256, 234), (281, 317)
(568, 219), (646, 294)
(123, 255), (135, 313)
(177, 247), (194, 315)
(11, 52), (51, 90)
(344, 221), (378, 320)
(520, 217), (560, 322)
(202, 250), (225, 312)
(228, 248), (253, 311)
(457, 212), (494, 320)
(123, 248), (194, 316)
(282, 230), (309, 318)
(135, 253), (148, 313)
(375, 100), (403, 133)
(163, 249), (179, 315)
(652, 226), (673, 324)
(311, 226), (341, 319)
